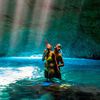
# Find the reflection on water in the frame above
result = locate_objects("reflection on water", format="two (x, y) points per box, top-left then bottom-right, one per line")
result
(0, 57), (100, 100)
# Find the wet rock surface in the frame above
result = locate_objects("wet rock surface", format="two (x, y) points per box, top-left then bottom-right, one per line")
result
(7, 80), (100, 100)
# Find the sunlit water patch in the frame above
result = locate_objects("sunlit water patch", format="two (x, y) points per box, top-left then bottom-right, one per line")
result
(0, 66), (43, 86)
(0, 65), (43, 100)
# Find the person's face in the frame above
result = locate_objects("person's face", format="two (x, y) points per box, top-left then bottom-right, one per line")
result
(56, 46), (61, 51)
(47, 48), (51, 51)
(46, 44), (52, 51)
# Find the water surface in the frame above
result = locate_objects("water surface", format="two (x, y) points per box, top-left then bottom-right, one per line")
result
(0, 57), (100, 100)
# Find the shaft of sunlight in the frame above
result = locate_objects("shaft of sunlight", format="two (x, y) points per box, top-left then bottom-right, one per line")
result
(28, 0), (54, 47)
(8, 0), (28, 55)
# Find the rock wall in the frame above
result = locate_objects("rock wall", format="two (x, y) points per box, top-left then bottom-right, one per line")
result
(0, 0), (100, 58)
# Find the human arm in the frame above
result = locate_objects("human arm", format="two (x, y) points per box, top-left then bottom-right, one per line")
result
(58, 54), (64, 67)
(42, 49), (47, 61)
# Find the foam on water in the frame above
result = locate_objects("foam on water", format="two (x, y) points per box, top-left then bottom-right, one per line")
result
(0, 66), (42, 86)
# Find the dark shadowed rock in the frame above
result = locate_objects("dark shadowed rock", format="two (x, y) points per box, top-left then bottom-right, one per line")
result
(7, 79), (100, 100)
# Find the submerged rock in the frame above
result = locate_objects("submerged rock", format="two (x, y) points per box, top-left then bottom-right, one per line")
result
(6, 79), (100, 100)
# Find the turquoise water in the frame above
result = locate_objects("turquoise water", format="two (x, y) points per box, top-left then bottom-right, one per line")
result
(0, 57), (100, 100)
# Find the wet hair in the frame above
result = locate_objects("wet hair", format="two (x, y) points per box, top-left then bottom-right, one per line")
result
(46, 43), (52, 50)
(56, 44), (62, 48)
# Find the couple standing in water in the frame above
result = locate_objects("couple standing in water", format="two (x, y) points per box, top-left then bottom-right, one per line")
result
(42, 43), (64, 81)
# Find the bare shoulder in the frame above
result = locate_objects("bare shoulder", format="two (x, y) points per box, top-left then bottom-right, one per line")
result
(50, 51), (55, 56)
(51, 51), (54, 54)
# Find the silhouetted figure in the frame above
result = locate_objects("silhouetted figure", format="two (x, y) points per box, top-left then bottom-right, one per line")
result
(54, 44), (64, 80)
(42, 43), (57, 81)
